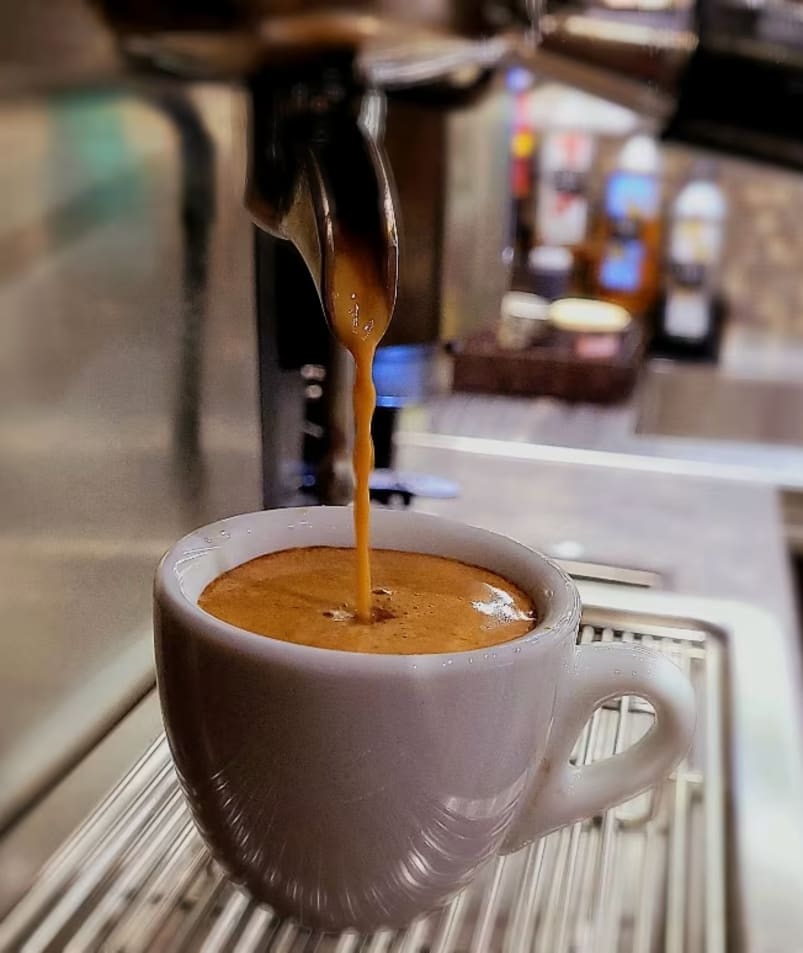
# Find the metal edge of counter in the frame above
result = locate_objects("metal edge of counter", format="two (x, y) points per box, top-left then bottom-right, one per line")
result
(396, 430), (803, 491)
(0, 635), (156, 839)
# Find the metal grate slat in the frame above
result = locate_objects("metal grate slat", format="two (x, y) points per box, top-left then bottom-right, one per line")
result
(0, 620), (726, 953)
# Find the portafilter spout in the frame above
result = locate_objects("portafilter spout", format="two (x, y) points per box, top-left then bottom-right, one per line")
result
(245, 56), (399, 338)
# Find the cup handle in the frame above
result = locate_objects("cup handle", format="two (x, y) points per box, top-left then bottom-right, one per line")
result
(502, 641), (696, 853)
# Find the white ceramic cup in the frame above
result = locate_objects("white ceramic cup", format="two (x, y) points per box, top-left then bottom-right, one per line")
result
(155, 507), (695, 932)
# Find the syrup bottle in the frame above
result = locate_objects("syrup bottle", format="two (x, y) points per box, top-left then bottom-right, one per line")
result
(651, 161), (728, 361)
(594, 134), (663, 317)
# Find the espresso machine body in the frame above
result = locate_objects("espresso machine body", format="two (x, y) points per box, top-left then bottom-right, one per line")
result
(251, 71), (513, 507)
(8, 0), (803, 513)
(88, 0), (523, 508)
(537, 0), (803, 169)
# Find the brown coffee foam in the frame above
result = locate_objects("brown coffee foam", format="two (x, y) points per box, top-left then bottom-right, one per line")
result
(198, 546), (536, 655)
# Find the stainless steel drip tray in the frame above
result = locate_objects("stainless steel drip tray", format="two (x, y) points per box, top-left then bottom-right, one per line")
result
(2, 586), (803, 953)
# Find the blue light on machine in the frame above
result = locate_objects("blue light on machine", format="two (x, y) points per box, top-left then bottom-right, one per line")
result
(373, 344), (437, 409)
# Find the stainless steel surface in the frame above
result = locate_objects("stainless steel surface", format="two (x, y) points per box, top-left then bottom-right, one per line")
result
(0, 90), (262, 836)
(439, 81), (512, 344)
(532, 7), (695, 123)
(9, 0), (803, 175)
(0, 693), (162, 918)
(553, 559), (664, 589)
(638, 360), (803, 448)
(403, 391), (803, 491)
(0, 1), (523, 94)
(397, 434), (799, 636)
(406, 373), (803, 550)
(4, 586), (803, 951)
(530, 0), (803, 168)
(0, 0), (515, 520)
(99, 1), (524, 87)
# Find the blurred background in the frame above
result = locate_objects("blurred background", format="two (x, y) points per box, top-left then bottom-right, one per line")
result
(2, 1), (803, 950)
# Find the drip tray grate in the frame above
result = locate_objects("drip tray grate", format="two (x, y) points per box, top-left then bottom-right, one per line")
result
(0, 620), (725, 953)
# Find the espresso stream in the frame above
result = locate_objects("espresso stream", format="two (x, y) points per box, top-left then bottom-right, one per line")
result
(329, 231), (392, 622)
(199, 547), (535, 654)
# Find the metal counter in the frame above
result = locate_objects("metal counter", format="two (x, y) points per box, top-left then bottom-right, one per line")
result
(396, 434), (799, 639)
(0, 89), (261, 839)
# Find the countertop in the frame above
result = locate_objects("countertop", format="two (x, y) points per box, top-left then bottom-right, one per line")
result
(396, 435), (799, 639)
(404, 325), (803, 493)
(0, 90), (262, 836)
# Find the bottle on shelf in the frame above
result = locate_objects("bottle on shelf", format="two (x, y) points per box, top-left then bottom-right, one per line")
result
(507, 67), (538, 289)
(535, 128), (595, 254)
(593, 134), (663, 317)
(651, 161), (728, 362)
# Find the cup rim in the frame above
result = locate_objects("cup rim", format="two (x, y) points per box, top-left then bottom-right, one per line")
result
(155, 506), (581, 670)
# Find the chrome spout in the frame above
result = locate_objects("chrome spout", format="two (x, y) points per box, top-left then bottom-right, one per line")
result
(245, 59), (398, 330)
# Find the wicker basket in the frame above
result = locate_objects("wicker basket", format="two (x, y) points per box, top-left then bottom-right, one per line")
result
(452, 324), (645, 404)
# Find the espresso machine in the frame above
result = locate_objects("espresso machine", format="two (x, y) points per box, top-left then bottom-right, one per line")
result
(537, 0), (803, 169)
(3, 0), (794, 512)
(67, 1), (522, 509)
